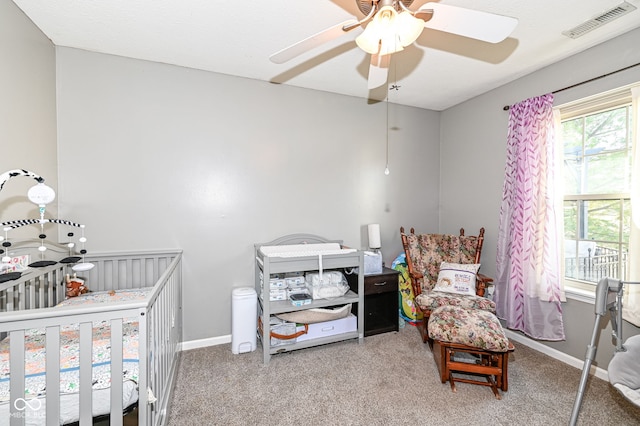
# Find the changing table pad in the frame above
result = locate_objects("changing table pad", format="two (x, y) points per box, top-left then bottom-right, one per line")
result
(260, 243), (356, 257)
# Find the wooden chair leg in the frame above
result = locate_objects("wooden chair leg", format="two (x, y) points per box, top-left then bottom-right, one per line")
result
(417, 318), (429, 343)
(449, 372), (457, 393)
(500, 346), (513, 391)
(416, 308), (431, 344)
(494, 342), (513, 391)
(486, 376), (501, 400)
(445, 347), (454, 391)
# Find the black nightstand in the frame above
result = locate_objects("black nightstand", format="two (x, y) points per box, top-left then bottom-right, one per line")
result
(346, 267), (399, 336)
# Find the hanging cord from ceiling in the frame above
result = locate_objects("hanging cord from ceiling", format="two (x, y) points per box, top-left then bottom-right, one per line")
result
(385, 57), (401, 175)
(385, 94), (390, 175)
(502, 61), (640, 110)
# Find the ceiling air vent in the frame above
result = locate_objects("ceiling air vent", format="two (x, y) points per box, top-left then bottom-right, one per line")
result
(562, 1), (637, 39)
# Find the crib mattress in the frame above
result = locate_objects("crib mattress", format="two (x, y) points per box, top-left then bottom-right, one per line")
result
(0, 287), (152, 425)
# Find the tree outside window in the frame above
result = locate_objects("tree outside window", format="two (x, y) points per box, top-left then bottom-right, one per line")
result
(562, 104), (632, 285)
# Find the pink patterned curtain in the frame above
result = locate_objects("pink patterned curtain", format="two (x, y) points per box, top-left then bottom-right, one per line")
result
(495, 93), (565, 341)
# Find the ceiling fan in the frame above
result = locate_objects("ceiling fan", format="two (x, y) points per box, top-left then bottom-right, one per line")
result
(269, 1), (518, 90)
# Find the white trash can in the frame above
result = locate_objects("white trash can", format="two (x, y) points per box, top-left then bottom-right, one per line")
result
(231, 287), (257, 354)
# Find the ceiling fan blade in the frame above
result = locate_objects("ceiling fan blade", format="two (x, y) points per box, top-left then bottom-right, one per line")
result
(270, 19), (360, 64)
(368, 54), (390, 90)
(418, 3), (517, 43)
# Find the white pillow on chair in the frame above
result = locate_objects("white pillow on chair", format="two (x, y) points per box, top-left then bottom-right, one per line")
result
(433, 262), (481, 296)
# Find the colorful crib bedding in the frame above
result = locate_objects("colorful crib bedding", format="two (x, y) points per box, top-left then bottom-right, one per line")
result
(0, 288), (152, 423)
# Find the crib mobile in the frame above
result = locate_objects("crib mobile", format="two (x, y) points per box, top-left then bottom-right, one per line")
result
(0, 168), (93, 283)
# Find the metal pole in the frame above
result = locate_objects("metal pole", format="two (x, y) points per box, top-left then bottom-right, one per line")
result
(569, 314), (603, 426)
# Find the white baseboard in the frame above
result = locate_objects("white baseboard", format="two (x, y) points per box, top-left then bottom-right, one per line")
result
(180, 334), (231, 351)
(505, 330), (609, 381)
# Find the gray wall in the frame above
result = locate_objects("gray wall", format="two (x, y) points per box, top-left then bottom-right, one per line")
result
(440, 27), (640, 367)
(4, 0), (640, 368)
(54, 47), (440, 342)
(0, 0), (57, 228)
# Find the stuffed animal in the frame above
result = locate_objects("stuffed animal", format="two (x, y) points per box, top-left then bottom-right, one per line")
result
(66, 273), (88, 298)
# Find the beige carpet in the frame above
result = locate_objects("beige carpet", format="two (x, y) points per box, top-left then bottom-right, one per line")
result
(167, 325), (640, 425)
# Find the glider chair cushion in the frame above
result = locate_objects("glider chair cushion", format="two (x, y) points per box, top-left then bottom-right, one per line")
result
(416, 291), (496, 313)
(428, 306), (509, 352)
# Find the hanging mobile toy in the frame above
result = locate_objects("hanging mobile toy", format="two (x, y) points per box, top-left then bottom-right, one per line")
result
(0, 169), (93, 275)
(60, 229), (82, 265)
(28, 219), (57, 268)
(72, 225), (94, 272)
(28, 191), (57, 267)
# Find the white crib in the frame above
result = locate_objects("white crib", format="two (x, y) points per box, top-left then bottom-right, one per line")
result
(0, 250), (183, 426)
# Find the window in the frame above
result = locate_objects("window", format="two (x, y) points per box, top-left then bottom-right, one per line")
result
(559, 88), (634, 291)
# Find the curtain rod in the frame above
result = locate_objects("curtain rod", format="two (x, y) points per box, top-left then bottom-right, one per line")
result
(502, 61), (640, 111)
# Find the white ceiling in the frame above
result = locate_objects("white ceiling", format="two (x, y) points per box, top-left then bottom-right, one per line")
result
(12, 0), (640, 111)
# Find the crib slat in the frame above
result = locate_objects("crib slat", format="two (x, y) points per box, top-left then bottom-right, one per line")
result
(37, 277), (43, 308)
(112, 259), (119, 291)
(164, 278), (171, 391)
(158, 286), (165, 387)
(137, 310), (148, 426)
(51, 269), (59, 306)
(57, 269), (65, 305)
(139, 259), (144, 288)
(18, 283), (25, 311)
(46, 271), (53, 307)
(79, 322), (93, 425)
(126, 259), (133, 289)
(152, 257), (158, 285)
(26, 283), (30, 309)
(46, 326), (61, 422)
(110, 318), (124, 426)
(154, 292), (163, 401)
(6, 288), (14, 312)
(9, 330), (25, 426)
(95, 258), (105, 290)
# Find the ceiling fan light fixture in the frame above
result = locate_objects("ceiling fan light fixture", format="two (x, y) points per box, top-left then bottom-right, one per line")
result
(396, 11), (424, 46)
(356, 6), (398, 54)
(356, 18), (383, 54)
(377, 5), (397, 23)
(356, 5), (424, 55)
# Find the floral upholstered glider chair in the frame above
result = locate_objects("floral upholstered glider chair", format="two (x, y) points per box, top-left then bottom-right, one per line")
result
(399, 227), (513, 398)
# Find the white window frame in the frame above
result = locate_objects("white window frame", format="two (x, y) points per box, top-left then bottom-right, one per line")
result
(556, 85), (635, 301)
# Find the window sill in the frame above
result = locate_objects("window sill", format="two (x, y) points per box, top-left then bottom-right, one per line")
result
(564, 286), (595, 304)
